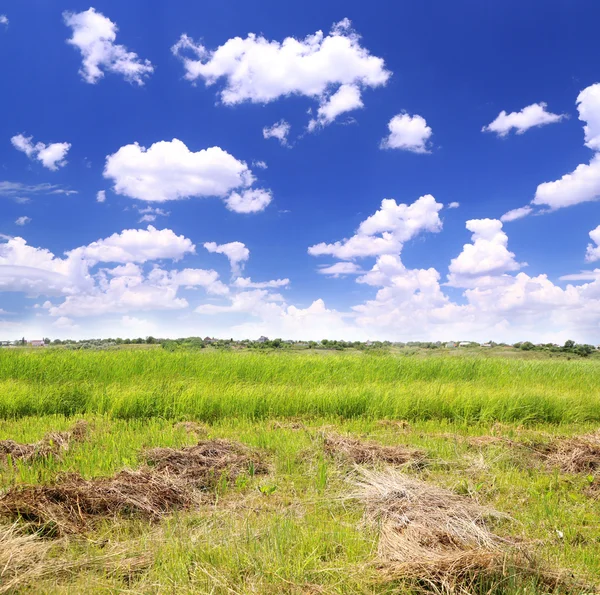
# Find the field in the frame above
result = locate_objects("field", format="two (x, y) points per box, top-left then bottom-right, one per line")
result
(1, 349), (599, 594)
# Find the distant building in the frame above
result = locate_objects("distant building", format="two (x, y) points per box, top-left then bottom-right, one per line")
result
(458, 341), (471, 347)
(203, 336), (214, 343)
(481, 343), (492, 348)
(0, 341), (11, 347)
(28, 340), (45, 347)
(445, 342), (456, 348)
(257, 336), (269, 343)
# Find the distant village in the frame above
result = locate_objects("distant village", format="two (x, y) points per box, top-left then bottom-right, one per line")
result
(1, 336), (599, 356)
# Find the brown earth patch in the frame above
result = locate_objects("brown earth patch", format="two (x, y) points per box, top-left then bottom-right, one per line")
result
(324, 434), (426, 467)
(0, 420), (89, 464)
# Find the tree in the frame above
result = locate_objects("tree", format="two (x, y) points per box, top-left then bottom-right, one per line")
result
(564, 340), (575, 350)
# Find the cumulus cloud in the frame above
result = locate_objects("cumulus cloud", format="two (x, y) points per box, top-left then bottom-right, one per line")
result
(447, 219), (524, 288)
(96, 190), (106, 203)
(253, 160), (268, 169)
(173, 18), (390, 128)
(380, 112), (433, 153)
(63, 8), (154, 85)
(0, 227), (228, 320)
(482, 102), (565, 137)
(533, 84), (600, 210)
(309, 194), (443, 260)
(70, 226), (195, 265)
(204, 241), (249, 276)
(104, 138), (258, 204)
(578, 83), (600, 151)
(15, 216), (31, 226)
(447, 202), (460, 209)
(263, 121), (291, 146)
(308, 84), (363, 131)
(11, 134), (71, 171)
(500, 205), (533, 222)
(224, 188), (272, 213)
(586, 225), (600, 262)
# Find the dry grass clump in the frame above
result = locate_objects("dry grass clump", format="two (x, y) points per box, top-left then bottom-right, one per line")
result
(143, 439), (268, 488)
(173, 421), (209, 436)
(0, 470), (197, 536)
(0, 420), (89, 464)
(351, 469), (593, 593)
(0, 523), (55, 593)
(352, 468), (511, 579)
(0, 522), (151, 592)
(324, 433), (426, 467)
(539, 431), (600, 473)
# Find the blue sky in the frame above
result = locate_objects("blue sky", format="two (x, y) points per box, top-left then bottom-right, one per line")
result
(2, 0), (600, 342)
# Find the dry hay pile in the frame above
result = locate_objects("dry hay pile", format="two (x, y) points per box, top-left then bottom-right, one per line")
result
(324, 433), (426, 467)
(143, 439), (268, 488)
(0, 420), (89, 464)
(352, 469), (594, 593)
(538, 431), (600, 473)
(0, 470), (196, 536)
(352, 468), (512, 582)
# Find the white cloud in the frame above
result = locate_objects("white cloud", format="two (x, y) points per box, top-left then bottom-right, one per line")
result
(253, 160), (268, 169)
(0, 182), (76, 199)
(500, 205), (533, 222)
(586, 225), (600, 262)
(533, 153), (600, 209)
(309, 194), (443, 260)
(104, 138), (255, 203)
(233, 277), (290, 289)
(482, 102), (565, 137)
(0, 15), (8, 26)
(317, 262), (364, 277)
(70, 226), (195, 265)
(380, 112), (432, 153)
(224, 188), (272, 213)
(447, 219), (524, 288)
(447, 202), (460, 209)
(136, 206), (169, 223)
(533, 84), (600, 210)
(576, 84), (600, 151)
(173, 18), (390, 128)
(96, 190), (106, 203)
(15, 216), (31, 226)
(204, 241), (249, 277)
(63, 8), (154, 85)
(263, 121), (291, 146)
(11, 134), (71, 171)
(308, 84), (363, 131)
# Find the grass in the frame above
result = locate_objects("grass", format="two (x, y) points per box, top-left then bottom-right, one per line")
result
(0, 349), (599, 593)
(1, 349), (599, 422)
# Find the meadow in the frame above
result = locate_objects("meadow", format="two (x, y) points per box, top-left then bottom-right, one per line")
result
(0, 348), (599, 593)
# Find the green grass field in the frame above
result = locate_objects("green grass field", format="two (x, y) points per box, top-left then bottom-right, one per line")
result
(0, 349), (599, 593)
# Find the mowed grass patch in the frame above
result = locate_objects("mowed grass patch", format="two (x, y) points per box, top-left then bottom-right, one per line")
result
(0, 416), (599, 593)
(1, 349), (600, 422)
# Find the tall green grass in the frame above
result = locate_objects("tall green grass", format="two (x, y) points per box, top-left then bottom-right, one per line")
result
(0, 349), (598, 423)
